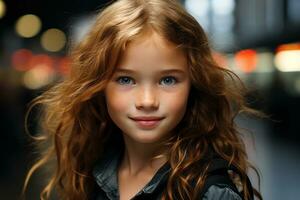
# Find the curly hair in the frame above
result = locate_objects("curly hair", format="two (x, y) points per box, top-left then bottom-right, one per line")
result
(22, 0), (264, 199)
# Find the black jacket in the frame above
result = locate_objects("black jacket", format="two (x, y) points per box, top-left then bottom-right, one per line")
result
(92, 142), (242, 200)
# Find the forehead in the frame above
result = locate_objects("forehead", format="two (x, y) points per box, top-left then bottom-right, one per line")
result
(117, 31), (188, 72)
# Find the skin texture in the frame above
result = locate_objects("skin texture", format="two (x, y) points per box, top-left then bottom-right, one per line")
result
(104, 31), (191, 200)
(105, 33), (190, 147)
(105, 31), (190, 146)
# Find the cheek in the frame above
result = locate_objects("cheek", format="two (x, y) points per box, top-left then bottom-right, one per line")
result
(162, 88), (190, 114)
(105, 85), (129, 114)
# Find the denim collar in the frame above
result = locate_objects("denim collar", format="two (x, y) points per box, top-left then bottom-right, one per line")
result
(92, 138), (170, 199)
(92, 143), (121, 199)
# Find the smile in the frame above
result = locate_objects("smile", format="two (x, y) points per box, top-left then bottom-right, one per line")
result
(129, 116), (164, 129)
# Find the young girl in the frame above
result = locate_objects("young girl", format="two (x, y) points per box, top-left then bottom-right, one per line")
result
(23, 0), (263, 199)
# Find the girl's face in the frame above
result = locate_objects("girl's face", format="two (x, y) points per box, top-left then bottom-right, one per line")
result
(105, 32), (191, 144)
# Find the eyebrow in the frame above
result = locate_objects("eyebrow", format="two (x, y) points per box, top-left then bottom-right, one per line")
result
(115, 68), (186, 74)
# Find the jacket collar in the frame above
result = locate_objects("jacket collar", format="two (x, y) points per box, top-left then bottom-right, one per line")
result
(92, 137), (170, 198)
(93, 142), (121, 199)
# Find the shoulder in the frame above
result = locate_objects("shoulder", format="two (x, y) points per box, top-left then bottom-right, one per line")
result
(202, 184), (243, 200)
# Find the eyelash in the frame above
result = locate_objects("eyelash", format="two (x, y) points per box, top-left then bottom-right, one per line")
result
(116, 76), (134, 85)
(115, 76), (178, 86)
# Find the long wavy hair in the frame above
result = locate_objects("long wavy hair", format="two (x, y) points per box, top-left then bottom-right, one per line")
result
(22, 0), (264, 199)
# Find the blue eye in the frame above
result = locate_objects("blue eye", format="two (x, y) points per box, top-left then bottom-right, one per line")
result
(160, 76), (177, 85)
(116, 76), (134, 85)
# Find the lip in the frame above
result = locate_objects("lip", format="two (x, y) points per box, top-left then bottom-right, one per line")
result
(130, 116), (164, 121)
(129, 116), (164, 129)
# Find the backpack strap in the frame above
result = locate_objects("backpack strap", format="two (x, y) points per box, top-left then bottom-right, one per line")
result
(199, 158), (254, 200)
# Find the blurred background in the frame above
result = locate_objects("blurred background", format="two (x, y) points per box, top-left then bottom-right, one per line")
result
(0, 0), (299, 199)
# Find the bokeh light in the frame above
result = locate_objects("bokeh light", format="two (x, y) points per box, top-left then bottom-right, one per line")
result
(57, 57), (71, 75)
(15, 14), (42, 38)
(11, 49), (33, 71)
(234, 49), (257, 73)
(30, 54), (54, 69)
(23, 66), (55, 90)
(41, 28), (67, 52)
(275, 50), (300, 72)
(22, 55), (55, 89)
(0, 0), (6, 19)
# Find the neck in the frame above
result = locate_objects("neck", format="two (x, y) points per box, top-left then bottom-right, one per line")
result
(120, 135), (168, 176)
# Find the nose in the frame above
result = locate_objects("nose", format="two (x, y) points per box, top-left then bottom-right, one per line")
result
(135, 85), (159, 111)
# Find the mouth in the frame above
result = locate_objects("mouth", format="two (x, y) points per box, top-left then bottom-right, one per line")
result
(130, 116), (164, 121)
(129, 116), (164, 129)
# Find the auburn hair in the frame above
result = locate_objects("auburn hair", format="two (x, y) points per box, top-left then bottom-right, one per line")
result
(22, 0), (263, 199)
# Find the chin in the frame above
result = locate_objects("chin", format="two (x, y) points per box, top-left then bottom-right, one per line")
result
(126, 131), (168, 144)
(133, 136), (164, 144)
